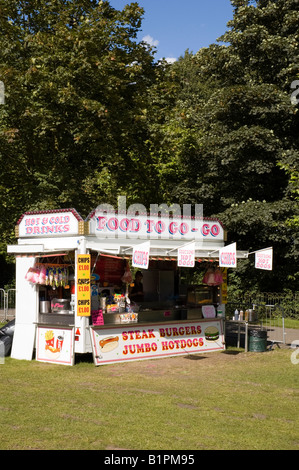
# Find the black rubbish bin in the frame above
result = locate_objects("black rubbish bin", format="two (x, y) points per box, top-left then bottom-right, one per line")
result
(0, 319), (15, 337)
(0, 335), (13, 357)
(248, 328), (267, 352)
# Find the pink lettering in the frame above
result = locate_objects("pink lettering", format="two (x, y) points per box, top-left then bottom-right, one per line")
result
(169, 221), (178, 235)
(145, 219), (155, 233)
(179, 222), (189, 235)
(107, 217), (118, 231)
(96, 216), (107, 231)
(130, 218), (140, 232)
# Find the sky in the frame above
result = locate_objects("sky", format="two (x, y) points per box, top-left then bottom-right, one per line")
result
(109, 0), (234, 62)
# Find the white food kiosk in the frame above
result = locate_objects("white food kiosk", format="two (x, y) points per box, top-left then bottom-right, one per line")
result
(7, 207), (248, 366)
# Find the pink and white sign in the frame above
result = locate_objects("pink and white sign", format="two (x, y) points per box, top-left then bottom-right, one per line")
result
(202, 305), (216, 318)
(219, 242), (237, 268)
(132, 242), (150, 269)
(18, 209), (82, 238)
(177, 243), (195, 267)
(255, 248), (273, 271)
(89, 211), (224, 241)
(90, 319), (225, 366)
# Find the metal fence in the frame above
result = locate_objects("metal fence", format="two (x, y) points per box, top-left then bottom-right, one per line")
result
(0, 289), (16, 322)
(225, 297), (295, 347)
(228, 291), (299, 318)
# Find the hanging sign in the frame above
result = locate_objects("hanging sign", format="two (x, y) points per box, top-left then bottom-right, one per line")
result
(255, 247), (273, 271)
(77, 254), (91, 316)
(219, 242), (237, 268)
(177, 243), (195, 267)
(132, 242), (150, 270)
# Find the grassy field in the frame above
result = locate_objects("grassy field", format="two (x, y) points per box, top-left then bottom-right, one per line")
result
(0, 347), (298, 450)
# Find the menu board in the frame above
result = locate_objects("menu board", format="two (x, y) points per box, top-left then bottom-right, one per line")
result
(77, 254), (91, 316)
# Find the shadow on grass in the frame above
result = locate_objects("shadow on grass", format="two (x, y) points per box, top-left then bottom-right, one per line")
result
(221, 349), (243, 355)
(184, 354), (207, 361)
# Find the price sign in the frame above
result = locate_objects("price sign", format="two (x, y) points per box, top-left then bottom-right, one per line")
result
(177, 243), (195, 267)
(255, 248), (273, 271)
(77, 254), (91, 316)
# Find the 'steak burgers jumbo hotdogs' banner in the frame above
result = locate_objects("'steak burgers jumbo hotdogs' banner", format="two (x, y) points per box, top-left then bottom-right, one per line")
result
(90, 319), (224, 365)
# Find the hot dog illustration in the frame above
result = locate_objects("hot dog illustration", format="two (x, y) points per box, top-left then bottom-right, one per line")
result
(99, 336), (119, 353)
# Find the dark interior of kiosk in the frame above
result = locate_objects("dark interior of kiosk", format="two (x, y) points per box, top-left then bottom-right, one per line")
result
(88, 251), (222, 325)
(37, 250), (222, 326)
(37, 253), (75, 325)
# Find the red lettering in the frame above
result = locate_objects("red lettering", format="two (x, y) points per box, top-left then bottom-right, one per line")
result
(136, 344), (144, 353)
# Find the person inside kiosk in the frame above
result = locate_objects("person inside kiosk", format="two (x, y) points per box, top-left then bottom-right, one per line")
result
(129, 271), (144, 303)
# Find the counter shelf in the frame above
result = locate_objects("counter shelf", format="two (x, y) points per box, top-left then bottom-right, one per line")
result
(90, 315), (222, 329)
(38, 312), (74, 327)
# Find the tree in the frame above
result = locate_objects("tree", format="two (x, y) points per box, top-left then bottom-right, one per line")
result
(0, 0), (157, 231)
(214, 0), (299, 290)
(149, 0), (299, 291)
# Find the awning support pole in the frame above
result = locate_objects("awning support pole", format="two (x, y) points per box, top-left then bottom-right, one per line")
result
(167, 240), (196, 255)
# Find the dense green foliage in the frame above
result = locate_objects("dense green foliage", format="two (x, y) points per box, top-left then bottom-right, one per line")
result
(0, 0), (298, 291)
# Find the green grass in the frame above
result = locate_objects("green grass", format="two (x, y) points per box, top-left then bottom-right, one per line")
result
(0, 348), (298, 450)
